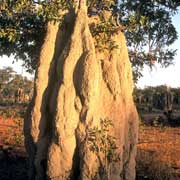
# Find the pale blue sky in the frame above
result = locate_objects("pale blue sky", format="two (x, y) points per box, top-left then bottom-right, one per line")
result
(0, 10), (180, 87)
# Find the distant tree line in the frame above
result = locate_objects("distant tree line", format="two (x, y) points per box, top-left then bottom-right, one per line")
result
(0, 66), (33, 104)
(134, 85), (180, 112)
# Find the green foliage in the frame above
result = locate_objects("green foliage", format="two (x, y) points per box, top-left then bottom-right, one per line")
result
(0, 1), (46, 72)
(90, 14), (119, 52)
(87, 118), (120, 179)
(119, 0), (179, 82)
(0, 0), (179, 81)
(87, 0), (115, 10)
(0, 0), (73, 72)
(35, 0), (73, 21)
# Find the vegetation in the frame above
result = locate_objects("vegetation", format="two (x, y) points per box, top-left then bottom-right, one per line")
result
(120, 1), (180, 81)
(134, 85), (180, 108)
(134, 85), (180, 128)
(0, 0), (179, 81)
(87, 119), (120, 179)
(137, 126), (180, 180)
(0, 66), (33, 103)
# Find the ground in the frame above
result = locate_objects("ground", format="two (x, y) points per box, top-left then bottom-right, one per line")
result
(0, 105), (27, 180)
(136, 126), (180, 180)
(0, 104), (180, 180)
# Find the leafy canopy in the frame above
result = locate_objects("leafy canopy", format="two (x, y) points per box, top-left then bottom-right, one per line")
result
(0, 0), (180, 81)
(119, 0), (180, 81)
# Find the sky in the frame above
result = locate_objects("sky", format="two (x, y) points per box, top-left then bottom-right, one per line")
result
(0, 9), (180, 88)
(0, 55), (34, 79)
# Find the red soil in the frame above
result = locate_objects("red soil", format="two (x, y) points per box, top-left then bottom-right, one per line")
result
(0, 116), (25, 156)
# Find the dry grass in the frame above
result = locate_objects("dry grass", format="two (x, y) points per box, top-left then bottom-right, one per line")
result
(1, 105), (180, 180)
(0, 104), (26, 154)
(136, 126), (180, 180)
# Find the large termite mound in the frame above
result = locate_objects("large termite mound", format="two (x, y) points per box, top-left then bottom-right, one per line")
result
(24, 2), (138, 180)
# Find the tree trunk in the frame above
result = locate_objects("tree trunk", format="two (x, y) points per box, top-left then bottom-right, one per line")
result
(24, 2), (138, 180)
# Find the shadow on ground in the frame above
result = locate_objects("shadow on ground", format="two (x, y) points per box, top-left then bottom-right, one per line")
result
(0, 151), (28, 180)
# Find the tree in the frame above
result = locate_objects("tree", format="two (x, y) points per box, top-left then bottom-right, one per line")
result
(0, 67), (15, 99)
(0, 0), (46, 73)
(119, 0), (179, 81)
(0, 0), (179, 80)
(0, 66), (33, 102)
(0, 66), (15, 85)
